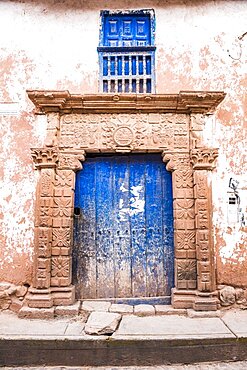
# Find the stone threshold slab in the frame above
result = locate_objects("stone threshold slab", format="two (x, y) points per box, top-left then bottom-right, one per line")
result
(113, 315), (234, 337)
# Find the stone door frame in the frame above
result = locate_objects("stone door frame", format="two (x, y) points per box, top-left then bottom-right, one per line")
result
(26, 90), (225, 312)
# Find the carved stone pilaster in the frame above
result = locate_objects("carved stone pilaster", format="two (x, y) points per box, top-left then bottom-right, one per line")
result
(50, 153), (85, 291)
(28, 150), (58, 308)
(163, 152), (197, 291)
(33, 166), (56, 290)
(192, 148), (218, 310)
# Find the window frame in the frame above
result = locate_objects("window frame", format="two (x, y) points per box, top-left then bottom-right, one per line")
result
(98, 9), (156, 94)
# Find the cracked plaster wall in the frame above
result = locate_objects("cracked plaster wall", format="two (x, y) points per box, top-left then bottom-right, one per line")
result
(0, 0), (246, 288)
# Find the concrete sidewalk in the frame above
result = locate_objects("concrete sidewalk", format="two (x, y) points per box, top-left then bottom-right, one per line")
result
(0, 308), (247, 366)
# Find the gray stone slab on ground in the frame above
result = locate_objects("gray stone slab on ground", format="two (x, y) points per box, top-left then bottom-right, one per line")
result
(64, 321), (85, 336)
(155, 305), (187, 315)
(221, 310), (247, 337)
(0, 311), (69, 336)
(85, 311), (122, 335)
(55, 301), (81, 316)
(114, 315), (235, 338)
(81, 300), (111, 312)
(134, 304), (155, 316)
(110, 303), (133, 314)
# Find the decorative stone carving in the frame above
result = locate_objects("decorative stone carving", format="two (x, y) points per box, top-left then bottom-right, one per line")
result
(173, 170), (194, 199)
(60, 113), (188, 152)
(40, 170), (53, 197)
(175, 231), (196, 259)
(35, 227), (52, 258)
(176, 260), (197, 289)
(51, 256), (72, 287)
(31, 148), (58, 169)
(113, 126), (134, 146)
(191, 148), (218, 170)
(58, 153), (85, 171)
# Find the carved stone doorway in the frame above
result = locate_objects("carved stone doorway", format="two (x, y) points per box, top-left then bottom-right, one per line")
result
(26, 91), (225, 314)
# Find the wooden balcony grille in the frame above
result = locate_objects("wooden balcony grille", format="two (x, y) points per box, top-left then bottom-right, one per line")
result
(99, 50), (155, 94)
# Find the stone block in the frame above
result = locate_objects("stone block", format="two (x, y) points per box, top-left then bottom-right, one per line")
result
(134, 304), (155, 316)
(110, 303), (133, 314)
(18, 306), (55, 319)
(15, 285), (28, 298)
(81, 300), (111, 312)
(187, 309), (222, 318)
(85, 311), (121, 335)
(55, 301), (81, 316)
(26, 293), (53, 308)
(155, 305), (187, 316)
(219, 286), (236, 307)
(51, 286), (75, 306)
(10, 297), (23, 313)
(193, 297), (218, 311)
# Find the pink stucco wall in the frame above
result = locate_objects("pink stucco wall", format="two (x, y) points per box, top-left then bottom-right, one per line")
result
(0, 0), (246, 287)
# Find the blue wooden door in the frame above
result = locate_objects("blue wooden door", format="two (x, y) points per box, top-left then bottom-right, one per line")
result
(73, 154), (174, 303)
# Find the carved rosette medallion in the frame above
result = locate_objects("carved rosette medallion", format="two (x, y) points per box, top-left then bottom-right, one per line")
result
(113, 126), (134, 147)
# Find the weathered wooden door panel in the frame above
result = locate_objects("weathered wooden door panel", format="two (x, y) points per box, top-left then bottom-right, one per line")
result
(73, 154), (174, 301)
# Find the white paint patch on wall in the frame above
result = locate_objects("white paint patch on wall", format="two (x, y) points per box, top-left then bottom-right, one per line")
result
(0, 115), (37, 270)
(0, 103), (20, 115)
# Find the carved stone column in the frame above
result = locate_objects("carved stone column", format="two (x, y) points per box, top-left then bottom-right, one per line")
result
(192, 148), (218, 311)
(27, 148), (58, 309)
(26, 148), (85, 312)
(50, 151), (85, 306)
(163, 152), (197, 309)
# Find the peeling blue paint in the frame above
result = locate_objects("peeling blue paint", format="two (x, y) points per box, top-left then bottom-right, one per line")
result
(73, 154), (174, 303)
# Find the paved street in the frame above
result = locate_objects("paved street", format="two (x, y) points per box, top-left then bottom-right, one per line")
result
(1, 309), (247, 367)
(2, 362), (247, 369)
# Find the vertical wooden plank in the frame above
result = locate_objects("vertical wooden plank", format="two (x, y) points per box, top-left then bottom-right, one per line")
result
(129, 155), (147, 297)
(161, 164), (174, 295)
(145, 154), (165, 296)
(113, 156), (132, 297)
(74, 159), (97, 298)
(95, 157), (115, 298)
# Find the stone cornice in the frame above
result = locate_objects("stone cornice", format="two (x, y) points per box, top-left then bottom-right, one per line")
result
(27, 90), (226, 114)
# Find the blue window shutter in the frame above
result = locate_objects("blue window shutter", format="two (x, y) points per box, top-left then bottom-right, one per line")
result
(98, 10), (156, 93)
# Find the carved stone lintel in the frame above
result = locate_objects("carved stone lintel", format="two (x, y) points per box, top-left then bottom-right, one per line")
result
(27, 90), (226, 115)
(191, 148), (218, 170)
(31, 148), (58, 169)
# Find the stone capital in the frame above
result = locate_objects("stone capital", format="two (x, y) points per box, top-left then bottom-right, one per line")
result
(31, 148), (58, 169)
(191, 148), (218, 170)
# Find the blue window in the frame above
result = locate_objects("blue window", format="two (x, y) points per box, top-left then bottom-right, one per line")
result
(98, 10), (156, 94)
